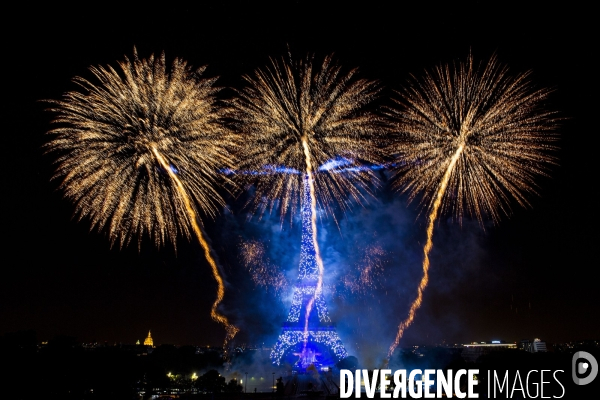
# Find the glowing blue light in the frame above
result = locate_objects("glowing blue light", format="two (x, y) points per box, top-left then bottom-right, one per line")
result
(220, 159), (390, 176)
(263, 165), (301, 174)
(271, 175), (347, 367)
(219, 165), (300, 175)
(318, 156), (354, 171)
(270, 330), (348, 366)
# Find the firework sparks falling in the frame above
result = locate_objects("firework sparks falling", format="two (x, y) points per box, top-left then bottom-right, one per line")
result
(46, 50), (239, 343)
(344, 244), (387, 295)
(385, 54), (558, 360)
(239, 239), (288, 293)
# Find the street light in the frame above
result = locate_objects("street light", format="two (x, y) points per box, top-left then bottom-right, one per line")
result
(245, 372), (248, 393)
(272, 372), (275, 394)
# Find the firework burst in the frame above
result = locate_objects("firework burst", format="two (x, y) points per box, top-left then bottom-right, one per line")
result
(46, 49), (239, 342)
(385, 54), (558, 359)
(387, 53), (558, 223)
(229, 52), (385, 218)
(46, 49), (237, 247)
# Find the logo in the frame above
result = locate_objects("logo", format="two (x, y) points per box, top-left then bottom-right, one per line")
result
(572, 351), (598, 385)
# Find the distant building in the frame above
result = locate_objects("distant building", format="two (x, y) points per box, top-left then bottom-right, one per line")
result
(143, 330), (154, 347)
(519, 338), (547, 353)
(461, 341), (517, 362)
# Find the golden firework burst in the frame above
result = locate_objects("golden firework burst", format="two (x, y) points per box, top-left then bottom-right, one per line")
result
(387, 53), (558, 224)
(46, 49), (237, 249)
(229, 52), (386, 218)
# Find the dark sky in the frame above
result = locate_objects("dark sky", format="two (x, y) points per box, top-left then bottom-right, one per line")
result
(3, 2), (597, 356)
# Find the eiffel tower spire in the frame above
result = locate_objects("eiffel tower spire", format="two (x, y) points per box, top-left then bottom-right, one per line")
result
(270, 175), (347, 369)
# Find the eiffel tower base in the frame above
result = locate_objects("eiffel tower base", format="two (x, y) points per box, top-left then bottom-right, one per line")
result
(271, 325), (347, 371)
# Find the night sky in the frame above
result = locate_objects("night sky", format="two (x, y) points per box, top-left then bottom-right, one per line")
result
(3, 2), (597, 359)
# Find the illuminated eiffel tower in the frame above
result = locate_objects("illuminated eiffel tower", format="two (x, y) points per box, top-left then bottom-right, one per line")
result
(270, 175), (347, 369)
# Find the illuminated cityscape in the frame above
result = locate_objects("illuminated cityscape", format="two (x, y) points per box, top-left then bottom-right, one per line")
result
(2, 330), (597, 398)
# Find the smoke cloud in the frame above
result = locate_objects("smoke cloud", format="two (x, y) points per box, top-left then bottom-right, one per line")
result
(213, 185), (490, 369)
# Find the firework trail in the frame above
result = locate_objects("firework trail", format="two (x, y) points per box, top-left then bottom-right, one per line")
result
(230, 52), (384, 347)
(386, 146), (461, 360)
(152, 148), (239, 343)
(385, 54), (558, 360)
(46, 49), (239, 344)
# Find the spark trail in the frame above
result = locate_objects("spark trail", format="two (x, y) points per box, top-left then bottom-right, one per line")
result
(301, 138), (325, 349)
(387, 143), (464, 360)
(152, 147), (239, 343)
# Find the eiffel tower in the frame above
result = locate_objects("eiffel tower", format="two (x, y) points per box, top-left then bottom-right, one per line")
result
(270, 175), (347, 370)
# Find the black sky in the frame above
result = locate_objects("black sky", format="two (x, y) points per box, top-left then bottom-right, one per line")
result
(2, 2), (597, 351)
